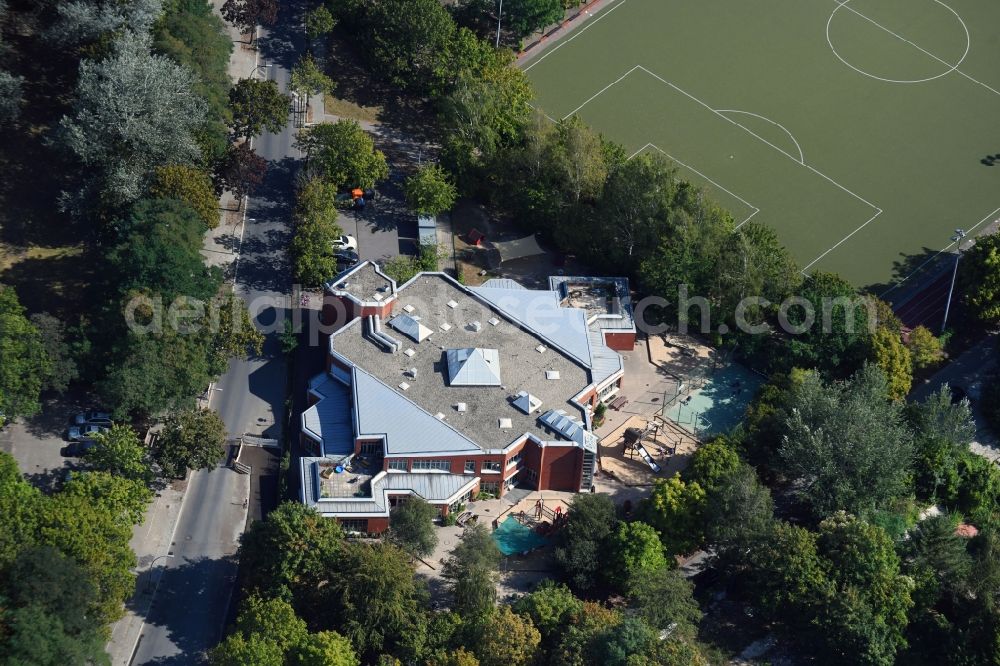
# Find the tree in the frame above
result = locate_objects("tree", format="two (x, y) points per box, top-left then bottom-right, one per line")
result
(100, 326), (215, 419)
(777, 365), (914, 518)
(715, 221), (801, 326)
(0, 285), (51, 421)
(3, 545), (102, 637)
(814, 513), (914, 665)
(228, 78), (290, 139)
(0, 70), (22, 125)
(909, 386), (975, 503)
(871, 326), (913, 400)
(685, 439), (742, 494)
(152, 164), (220, 229)
(442, 523), (501, 616)
(85, 424), (152, 483)
(351, 0), (456, 94)
(641, 475), (707, 556)
(238, 501), (344, 606)
(208, 291), (265, 375)
(216, 142), (268, 204)
(292, 178), (342, 287)
(221, 0), (279, 36)
(554, 493), (618, 591)
(29, 312), (80, 393)
(626, 566), (703, 637)
(388, 497), (438, 558)
(426, 649), (480, 666)
(499, 0), (563, 39)
(549, 602), (622, 666)
(609, 521), (667, 590)
(512, 581), (583, 643)
(960, 232), (1000, 323)
(289, 631), (360, 666)
(210, 595), (306, 666)
(323, 542), (429, 663)
(111, 198), (222, 302)
(440, 53), (533, 174)
(908, 325), (944, 369)
(703, 465), (774, 554)
(305, 5), (337, 39)
(58, 30), (207, 208)
(381, 255), (423, 285)
(784, 271), (875, 377)
(405, 164), (457, 216)
(62, 471), (152, 528)
(473, 606), (541, 666)
(235, 595), (309, 653)
(296, 120), (388, 189)
(553, 115), (607, 205)
(290, 52), (337, 98)
(153, 0), (234, 164)
(155, 408), (227, 478)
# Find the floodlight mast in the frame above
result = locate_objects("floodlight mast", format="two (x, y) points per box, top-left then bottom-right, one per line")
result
(941, 229), (967, 334)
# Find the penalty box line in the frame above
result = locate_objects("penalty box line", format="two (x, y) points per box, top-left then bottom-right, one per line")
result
(628, 143), (761, 230)
(564, 65), (884, 274)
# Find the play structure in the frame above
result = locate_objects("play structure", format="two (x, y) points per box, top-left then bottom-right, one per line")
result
(623, 425), (662, 473)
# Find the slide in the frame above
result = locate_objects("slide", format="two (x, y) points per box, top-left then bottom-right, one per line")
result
(635, 444), (661, 473)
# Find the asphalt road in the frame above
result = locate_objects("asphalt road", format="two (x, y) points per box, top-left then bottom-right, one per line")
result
(131, 4), (305, 662)
(130, 464), (246, 665)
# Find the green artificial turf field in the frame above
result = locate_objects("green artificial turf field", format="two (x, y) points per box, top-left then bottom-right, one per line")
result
(523, 0), (1000, 291)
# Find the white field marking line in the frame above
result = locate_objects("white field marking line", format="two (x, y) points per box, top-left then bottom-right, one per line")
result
(630, 142), (761, 229)
(564, 65), (883, 270)
(714, 109), (805, 164)
(832, 0), (1000, 96)
(632, 65), (882, 212)
(877, 206), (1000, 297)
(563, 65), (641, 119)
(522, 0), (630, 72)
(801, 208), (883, 271)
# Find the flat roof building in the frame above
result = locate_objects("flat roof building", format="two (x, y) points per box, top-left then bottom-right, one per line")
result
(300, 263), (632, 534)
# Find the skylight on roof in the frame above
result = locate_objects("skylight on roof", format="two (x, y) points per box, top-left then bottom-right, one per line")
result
(498, 418), (513, 429)
(513, 391), (543, 415)
(447, 300), (458, 309)
(435, 412), (446, 420)
(398, 382), (410, 391)
(389, 314), (433, 343)
(447, 348), (502, 386)
(404, 348), (415, 357)
(440, 322), (452, 331)
(403, 304), (415, 313)
(488, 317), (500, 326)
(455, 402), (467, 412)
(546, 370), (560, 380)
(373, 293), (384, 301)
(535, 345), (546, 353)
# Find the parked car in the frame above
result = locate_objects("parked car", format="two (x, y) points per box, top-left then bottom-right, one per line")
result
(68, 424), (108, 441)
(335, 250), (360, 268)
(332, 235), (357, 251)
(62, 438), (98, 457)
(73, 410), (112, 426)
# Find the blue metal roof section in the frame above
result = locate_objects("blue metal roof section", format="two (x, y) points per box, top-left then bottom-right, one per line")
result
(471, 286), (593, 367)
(352, 367), (483, 456)
(539, 409), (599, 453)
(479, 278), (527, 290)
(302, 373), (355, 457)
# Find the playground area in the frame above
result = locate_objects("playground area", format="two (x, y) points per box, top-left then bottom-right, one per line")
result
(649, 334), (763, 437)
(599, 414), (698, 485)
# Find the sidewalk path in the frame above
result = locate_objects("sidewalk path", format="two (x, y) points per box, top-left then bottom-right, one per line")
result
(106, 482), (186, 665)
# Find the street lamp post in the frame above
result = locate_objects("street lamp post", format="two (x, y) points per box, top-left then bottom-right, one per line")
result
(145, 554), (174, 594)
(496, 0), (503, 48)
(941, 228), (967, 334)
